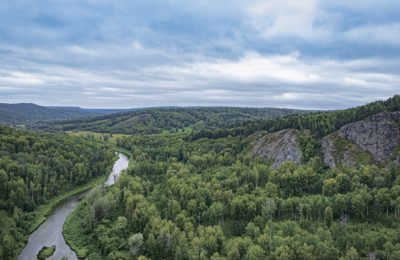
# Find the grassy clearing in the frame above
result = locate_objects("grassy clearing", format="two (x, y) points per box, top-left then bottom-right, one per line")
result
(67, 130), (129, 143)
(331, 133), (374, 166)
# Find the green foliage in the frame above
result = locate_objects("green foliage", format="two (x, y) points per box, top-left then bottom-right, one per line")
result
(65, 128), (400, 259)
(37, 245), (55, 260)
(190, 94), (400, 140)
(297, 131), (320, 163)
(324, 207), (333, 228)
(0, 126), (115, 259)
(39, 107), (310, 135)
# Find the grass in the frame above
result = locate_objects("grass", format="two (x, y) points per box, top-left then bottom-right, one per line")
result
(67, 130), (129, 144)
(37, 245), (56, 260)
(63, 201), (92, 259)
(27, 174), (109, 233)
(331, 133), (374, 166)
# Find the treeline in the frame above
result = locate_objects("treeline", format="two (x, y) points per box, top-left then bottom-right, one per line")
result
(190, 95), (400, 140)
(38, 107), (310, 135)
(0, 126), (115, 259)
(65, 132), (400, 259)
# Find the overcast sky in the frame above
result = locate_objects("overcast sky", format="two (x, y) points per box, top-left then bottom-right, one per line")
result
(0, 0), (399, 109)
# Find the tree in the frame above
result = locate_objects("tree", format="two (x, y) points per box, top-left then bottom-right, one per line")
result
(245, 223), (260, 239)
(323, 179), (338, 196)
(261, 198), (277, 221)
(129, 233), (143, 257)
(244, 245), (265, 260)
(375, 188), (391, 215)
(324, 207), (333, 228)
(204, 202), (225, 224)
(343, 247), (359, 260)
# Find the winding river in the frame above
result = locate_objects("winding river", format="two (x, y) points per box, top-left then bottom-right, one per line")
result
(17, 153), (129, 260)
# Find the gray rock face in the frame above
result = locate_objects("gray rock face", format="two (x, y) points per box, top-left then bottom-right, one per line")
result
(251, 129), (302, 168)
(321, 134), (358, 168)
(338, 112), (400, 164)
(321, 111), (400, 167)
(321, 136), (336, 168)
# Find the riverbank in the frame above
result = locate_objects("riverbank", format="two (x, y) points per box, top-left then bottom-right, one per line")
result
(27, 174), (109, 234)
(16, 175), (109, 259)
(17, 152), (119, 259)
(17, 151), (128, 259)
(63, 199), (99, 259)
(63, 152), (129, 259)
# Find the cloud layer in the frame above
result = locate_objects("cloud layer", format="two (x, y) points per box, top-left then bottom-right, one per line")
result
(0, 0), (399, 109)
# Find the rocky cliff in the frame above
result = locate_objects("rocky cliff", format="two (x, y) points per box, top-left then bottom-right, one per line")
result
(251, 111), (400, 169)
(251, 129), (302, 168)
(322, 112), (400, 167)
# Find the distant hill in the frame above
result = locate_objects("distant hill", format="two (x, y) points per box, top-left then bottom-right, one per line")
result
(38, 107), (312, 134)
(0, 103), (133, 126)
(190, 95), (400, 140)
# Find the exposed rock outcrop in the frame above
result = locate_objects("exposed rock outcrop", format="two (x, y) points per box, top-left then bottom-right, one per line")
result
(321, 136), (336, 168)
(251, 129), (302, 168)
(322, 112), (400, 167)
(338, 112), (400, 164)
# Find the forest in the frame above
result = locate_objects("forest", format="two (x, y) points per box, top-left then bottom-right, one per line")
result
(64, 126), (400, 259)
(0, 126), (115, 259)
(190, 95), (400, 140)
(38, 107), (310, 135)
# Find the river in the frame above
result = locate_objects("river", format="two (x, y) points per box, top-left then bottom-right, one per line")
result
(17, 152), (129, 260)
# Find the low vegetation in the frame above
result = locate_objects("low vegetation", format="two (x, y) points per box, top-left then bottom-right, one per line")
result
(37, 245), (56, 260)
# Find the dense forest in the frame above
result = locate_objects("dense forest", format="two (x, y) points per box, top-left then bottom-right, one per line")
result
(64, 123), (400, 259)
(0, 103), (132, 126)
(190, 95), (400, 140)
(3, 95), (400, 259)
(0, 126), (115, 259)
(38, 107), (311, 135)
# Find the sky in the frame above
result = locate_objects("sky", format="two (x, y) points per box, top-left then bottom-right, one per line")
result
(0, 0), (399, 109)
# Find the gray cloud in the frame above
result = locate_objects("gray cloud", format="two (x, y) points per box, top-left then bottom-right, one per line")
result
(0, 0), (399, 108)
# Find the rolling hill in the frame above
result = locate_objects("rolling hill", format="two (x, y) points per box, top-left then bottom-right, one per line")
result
(38, 107), (312, 135)
(0, 103), (132, 126)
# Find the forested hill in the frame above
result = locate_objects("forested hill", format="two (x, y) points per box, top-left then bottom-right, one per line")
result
(190, 95), (400, 140)
(38, 107), (311, 135)
(0, 103), (132, 126)
(0, 125), (115, 259)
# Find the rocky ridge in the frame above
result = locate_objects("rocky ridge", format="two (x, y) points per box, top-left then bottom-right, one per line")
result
(252, 111), (400, 168)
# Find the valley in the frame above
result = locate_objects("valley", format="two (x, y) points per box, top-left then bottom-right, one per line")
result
(2, 1), (399, 259)
(1, 96), (400, 259)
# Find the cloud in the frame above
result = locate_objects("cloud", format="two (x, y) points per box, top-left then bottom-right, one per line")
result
(0, 0), (399, 109)
(343, 23), (400, 45)
(1, 45), (398, 109)
(246, 0), (330, 40)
